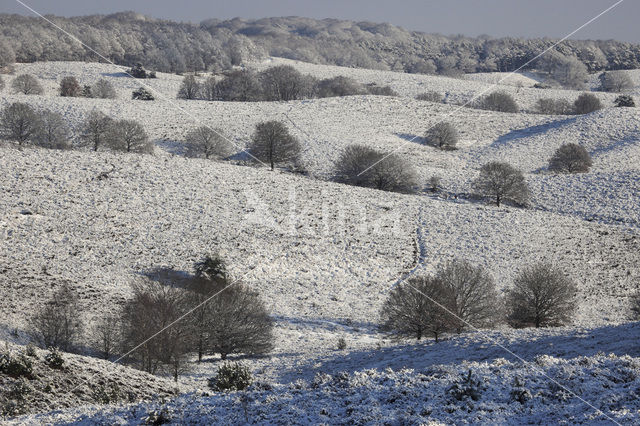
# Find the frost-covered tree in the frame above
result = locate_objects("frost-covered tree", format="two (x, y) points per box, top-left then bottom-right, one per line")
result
(30, 284), (84, 352)
(92, 79), (117, 99)
(259, 65), (306, 101)
(33, 110), (71, 150)
(0, 38), (16, 67)
(201, 76), (218, 101)
(177, 74), (201, 100)
(437, 260), (500, 332)
(1, 102), (40, 145)
(477, 91), (519, 113)
(108, 119), (152, 153)
(12, 74), (43, 95)
(248, 120), (300, 170)
(548, 143), (592, 173)
(80, 111), (114, 151)
(473, 161), (529, 207)
(334, 144), (417, 193)
(92, 314), (120, 360)
(574, 93), (602, 114)
(614, 95), (635, 108)
(184, 127), (232, 160)
(551, 56), (588, 89)
(506, 263), (577, 328)
(599, 70), (634, 93)
(380, 275), (456, 342)
(59, 76), (81, 97)
(425, 122), (458, 150)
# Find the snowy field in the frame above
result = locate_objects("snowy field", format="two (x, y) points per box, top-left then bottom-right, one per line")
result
(1, 59), (639, 423)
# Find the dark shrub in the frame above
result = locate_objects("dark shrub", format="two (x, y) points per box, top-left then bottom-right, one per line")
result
(477, 91), (519, 113)
(536, 98), (573, 115)
(574, 93), (602, 114)
(248, 120), (300, 170)
(548, 143), (592, 173)
(59, 76), (81, 97)
(614, 95), (635, 107)
(208, 362), (253, 391)
(132, 87), (155, 100)
(316, 76), (365, 98)
(473, 162), (530, 207)
(416, 91), (443, 102)
(424, 122), (458, 150)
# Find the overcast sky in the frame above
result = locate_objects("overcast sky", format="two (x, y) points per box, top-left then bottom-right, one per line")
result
(3, 0), (637, 42)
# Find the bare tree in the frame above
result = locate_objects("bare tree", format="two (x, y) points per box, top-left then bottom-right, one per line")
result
(92, 79), (117, 99)
(436, 260), (500, 333)
(477, 91), (519, 113)
(473, 161), (530, 207)
(214, 70), (262, 101)
(108, 119), (152, 153)
(12, 74), (43, 95)
(248, 120), (301, 170)
(92, 314), (120, 360)
(505, 263), (577, 328)
(599, 70), (634, 93)
(33, 110), (71, 150)
(177, 74), (201, 100)
(259, 65), (306, 101)
(334, 144), (417, 193)
(30, 284), (83, 351)
(80, 111), (114, 151)
(184, 127), (233, 159)
(0, 102), (40, 145)
(380, 275), (456, 342)
(59, 76), (81, 97)
(425, 122), (458, 150)
(574, 93), (602, 115)
(536, 98), (573, 115)
(201, 76), (217, 101)
(548, 143), (592, 173)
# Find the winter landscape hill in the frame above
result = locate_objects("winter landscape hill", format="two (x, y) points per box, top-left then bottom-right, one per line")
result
(1, 55), (639, 424)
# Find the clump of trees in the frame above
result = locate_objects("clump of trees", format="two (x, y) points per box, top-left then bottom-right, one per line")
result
(316, 76), (365, 98)
(333, 144), (417, 193)
(614, 95), (635, 107)
(59, 76), (81, 97)
(11, 74), (43, 95)
(505, 263), (577, 328)
(184, 127), (233, 159)
(548, 144), (593, 174)
(574, 93), (602, 115)
(127, 63), (156, 79)
(33, 110), (71, 150)
(477, 91), (519, 113)
(177, 75), (201, 100)
(80, 111), (114, 151)
(259, 65), (312, 101)
(473, 161), (530, 207)
(424, 122), (458, 150)
(598, 70), (634, 93)
(536, 98), (573, 115)
(248, 120), (301, 170)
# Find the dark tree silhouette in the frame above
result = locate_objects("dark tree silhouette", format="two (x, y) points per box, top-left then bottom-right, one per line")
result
(59, 76), (81, 97)
(425, 122), (458, 150)
(1, 102), (40, 145)
(12, 74), (43, 95)
(184, 127), (232, 159)
(473, 162), (530, 207)
(548, 144), (592, 173)
(574, 93), (602, 114)
(248, 120), (301, 170)
(30, 284), (83, 352)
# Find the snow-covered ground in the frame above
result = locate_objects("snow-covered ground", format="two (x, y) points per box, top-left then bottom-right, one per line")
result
(1, 59), (639, 423)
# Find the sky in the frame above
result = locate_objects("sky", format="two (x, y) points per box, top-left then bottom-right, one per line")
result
(3, 0), (638, 43)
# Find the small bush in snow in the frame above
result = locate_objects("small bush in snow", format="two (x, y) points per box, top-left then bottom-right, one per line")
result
(0, 102), (40, 145)
(248, 120), (301, 170)
(1, 379), (33, 416)
(424, 122), (458, 150)
(548, 143), (592, 174)
(92, 383), (124, 404)
(184, 127), (233, 159)
(477, 91), (519, 113)
(177, 74), (201, 100)
(416, 91), (443, 102)
(573, 93), (602, 114)
(337, 337), (347, 350)
(209, 362), (253, 391)
(143, 407), (172, 425)
(473, 161), (530, 207)
(12, 74), (43, 95)
(505, 263), (577, 328)
(0, 352), (34, 378)
(614, 95), (635, 107)
(132, 87), (154, 100)
(428, 176), (442, 193)
(127, 63), (153, 79)
(59, 76), (81, 97)
(447, 370), (484, 402)
(81, 85), (93, 98)
(92, 79), (117, 99)
(44, 348), (65, 369)
(536, 98), (573, 115)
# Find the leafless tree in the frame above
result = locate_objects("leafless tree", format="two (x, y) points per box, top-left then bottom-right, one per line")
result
(214, 70), (262, 101)
(177, 74), (201, 100)
(548, 143), (592, 173)
(184, 127), (233, 159)
(33, 110), (71, 150)
(59, 76), (81, 97)
(12, 74), (43, 95)
(425, 122), (458, 150)
(473, 161), (530, 207)
(201, 76), (218, 101)
(477, 91), (519, 113)
(80, 111), (114, 151)
(30, 284), (84, 351)
(259, 65), (306, 101)
(536, 98), (573, 115)
(92, 79), (117, 99)
(92, 314), (120, 359)
(574, 93), (602, 115)
(599, 70), (634, 93)
(380, 275), (456, 342)
(437, 260), (500, 333)
(248, 120), (301, 170)
(108, 119), (152, 154)
(0, 102), (40, 145)
(505, 263), (577, 328)
(334, 144), (417, 193)
(416, 91), (443, 102)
